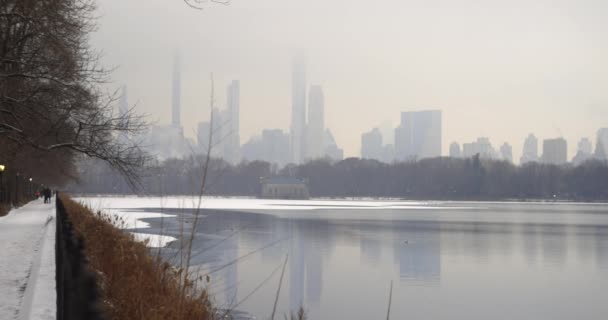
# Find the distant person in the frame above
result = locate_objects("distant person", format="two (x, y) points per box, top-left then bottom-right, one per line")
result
(43, 188), (51, 203)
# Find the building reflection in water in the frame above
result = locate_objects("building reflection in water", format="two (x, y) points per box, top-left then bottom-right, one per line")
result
(595, 225), (608, 270)
(392, 220), (441, 283)
(359, 223), (382, 266)
(144, 204), (608, 319)
(232, 215), (332, 311)
(287, 219), (331, 310)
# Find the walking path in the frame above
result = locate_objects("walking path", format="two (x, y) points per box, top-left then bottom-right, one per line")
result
(0, 198), (56, 320)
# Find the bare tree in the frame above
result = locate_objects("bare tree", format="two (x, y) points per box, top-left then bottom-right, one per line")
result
(0, 0), (148, 185)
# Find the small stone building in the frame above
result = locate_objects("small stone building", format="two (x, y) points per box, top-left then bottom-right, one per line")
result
(260, 177), (310, 200)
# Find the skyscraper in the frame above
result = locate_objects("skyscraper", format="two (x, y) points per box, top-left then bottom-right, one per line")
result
(361, 128), (383, 160)
(171, 54), (181, 128)
(241, 129), (291, 166)
(324, 129), (343, 161)
(500, 142), (513, 163)
(307, 85), (325, 160)
(291, 55), (307, 164)
(197, 121), (211, 153)
(381, 144), (395, 163)
(462, 137), (497, 159)
(225, 80), (240, 163)
(595, 128), (608, 161)
(197, 107), (226, 158)
(573, 137), (593, 165)
(394, 110), (442, 160)
(449, 142), (461, 158)
(542, 138), (567, 165)
(520, 134), (539, 164)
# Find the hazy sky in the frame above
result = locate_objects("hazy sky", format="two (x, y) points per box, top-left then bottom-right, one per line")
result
(92, 0), (608, 161)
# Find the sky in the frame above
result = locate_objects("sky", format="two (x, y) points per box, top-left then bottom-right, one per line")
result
(91, 0), (608, 161)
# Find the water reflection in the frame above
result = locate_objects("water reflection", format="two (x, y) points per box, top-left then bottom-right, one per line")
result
(132, 203), (608, 319)
(392, 221), (441, 283)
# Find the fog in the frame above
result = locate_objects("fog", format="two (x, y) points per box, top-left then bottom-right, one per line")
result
(92, 0), (608, 160)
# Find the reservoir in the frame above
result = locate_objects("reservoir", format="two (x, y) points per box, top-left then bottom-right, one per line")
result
(78, 197), (608, 320)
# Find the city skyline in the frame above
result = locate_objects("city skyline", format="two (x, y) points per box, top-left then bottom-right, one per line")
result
(136, 55), (607, 165)
(95, 0), (608, 162)
(105, 51), (606, 163)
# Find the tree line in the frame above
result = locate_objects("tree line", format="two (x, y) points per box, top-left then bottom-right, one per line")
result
(69, 155), (608, 201)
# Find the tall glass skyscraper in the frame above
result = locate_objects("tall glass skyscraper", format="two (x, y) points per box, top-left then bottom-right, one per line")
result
(171, 53), (181, 128)
(306, 85), (324, 160)
(291, 54), (307, 164)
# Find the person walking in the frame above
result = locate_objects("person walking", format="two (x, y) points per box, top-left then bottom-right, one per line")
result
(43, 188), (51, 203)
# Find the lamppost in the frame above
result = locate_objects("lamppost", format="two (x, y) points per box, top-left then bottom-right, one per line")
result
(0, 165), (5, 204)
(29, 178), (33, 199)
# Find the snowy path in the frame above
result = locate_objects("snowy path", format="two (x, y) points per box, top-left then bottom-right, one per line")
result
(0, 199), (56, 320)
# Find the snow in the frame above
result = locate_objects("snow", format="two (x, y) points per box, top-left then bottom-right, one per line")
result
(99, 208), (176, 229)
(74, 196), (481, 238)
(131, 232), (178, 248)
(75, 196), (461, 212)
(75, 199), (178, 247)
(75, 196), (468, 248)
(0, 199), (56, 320)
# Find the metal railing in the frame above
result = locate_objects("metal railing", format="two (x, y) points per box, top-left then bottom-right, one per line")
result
(55, 195), (106, 320)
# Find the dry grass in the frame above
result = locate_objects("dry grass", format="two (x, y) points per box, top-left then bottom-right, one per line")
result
(60, 195), (213, 320)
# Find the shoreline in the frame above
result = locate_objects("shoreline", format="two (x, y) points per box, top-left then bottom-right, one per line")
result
(69, 193), (608, 205)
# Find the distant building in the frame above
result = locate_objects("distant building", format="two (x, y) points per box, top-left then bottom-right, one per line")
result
(306, 85), (325, 160)
(578, 137), (593, 154)
(323, 129), (343, 161)
(500, 142), (513, 163)
(381, 144), (395, 163)
(141, 125), (190, 160)
(595, 128), (608, 161)
(118, 85), (128, 117)
(241, 129), (290, 167)
(172, 54), (181, 127)
(572, 138), (593, 165)
(197, 118), (225, 157)
(139, 55), (191, 160)
(542, 138), (568, 165)
(262, 129), (291, 166)
(196, 89), (241, 163)
(225, 80), (241, 164)
(462, 137), (497, 159)
(291, 55), (307, 164)
(520, 134), (539, 164)
(394, 110), (442, 161)
(361, 128), (383, 160)
(449, 142), (461, 158)
(260, 177), (309, 199)
(197, 121), (211, 152)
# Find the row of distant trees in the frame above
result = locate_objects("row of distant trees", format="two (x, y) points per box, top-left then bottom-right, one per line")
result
(69, 155), (608, 201)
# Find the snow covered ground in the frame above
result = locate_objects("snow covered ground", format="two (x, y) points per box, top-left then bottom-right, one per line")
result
(0, 198), (56, 320)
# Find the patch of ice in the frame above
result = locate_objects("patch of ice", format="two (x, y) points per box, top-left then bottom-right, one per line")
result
(130, 232), (177, 248)
(74, 196), (469, 212)
(98, 208), (176, 230)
